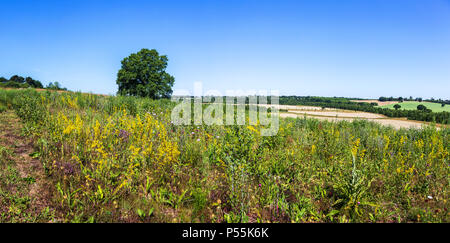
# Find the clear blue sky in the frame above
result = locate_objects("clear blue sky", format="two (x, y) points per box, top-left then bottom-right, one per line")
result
(1, 0), (449, 99)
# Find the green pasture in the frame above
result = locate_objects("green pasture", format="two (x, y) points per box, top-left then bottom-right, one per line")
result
(379, 101), (450, 112)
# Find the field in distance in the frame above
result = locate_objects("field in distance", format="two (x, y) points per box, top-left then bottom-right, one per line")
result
(378, 101), (450, 113)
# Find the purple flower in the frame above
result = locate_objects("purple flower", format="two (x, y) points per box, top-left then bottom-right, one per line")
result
(56, 161), (76, 175)
(64, 163), (75, 175)
(118, 129), (130, 142)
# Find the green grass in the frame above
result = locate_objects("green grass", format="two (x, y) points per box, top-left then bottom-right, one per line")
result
(379, 101), (450, 112)
(0, 145), (54, 222)
(0, 112), (56, 223)
(0, 89), (449, 223)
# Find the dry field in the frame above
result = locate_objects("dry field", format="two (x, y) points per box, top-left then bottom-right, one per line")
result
(350, 99), (400, 106)
(263, 104), (441, 130)
(287, 110), (385, 119)
(257, 104), (334, 111)
(280, 112), (426, 129)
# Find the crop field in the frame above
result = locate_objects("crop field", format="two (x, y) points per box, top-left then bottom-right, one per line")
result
(379, 102), (450, 113)
(351, 100), (400, 106)
(270, 104), (447, 130)
(287, 110), (386, 119)
(0, 89), (448, 223)
(279, 113), (428, 130)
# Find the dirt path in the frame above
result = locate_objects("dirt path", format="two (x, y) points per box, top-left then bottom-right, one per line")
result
(0, 110), (57, 222)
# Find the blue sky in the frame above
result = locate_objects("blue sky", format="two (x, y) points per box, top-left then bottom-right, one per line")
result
(1, 0), (449, 99)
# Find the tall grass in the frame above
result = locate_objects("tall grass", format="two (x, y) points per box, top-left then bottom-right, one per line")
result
(0, 89), (448, 223)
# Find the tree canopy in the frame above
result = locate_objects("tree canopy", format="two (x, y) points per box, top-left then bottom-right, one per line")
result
(46, 81), (67, 90)
(116, 48), (175, 99)
(417, 104), (427, 111)
(0, 75), (46, 89)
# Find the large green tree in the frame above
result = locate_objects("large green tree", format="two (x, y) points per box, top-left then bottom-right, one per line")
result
(116, 49), (175, 99)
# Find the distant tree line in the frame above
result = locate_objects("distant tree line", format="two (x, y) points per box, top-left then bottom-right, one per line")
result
(279, 96), (450, 124)
(378, 96), (449, 105)
(46, 81), (67, 91)
(0, 75), (67, 91)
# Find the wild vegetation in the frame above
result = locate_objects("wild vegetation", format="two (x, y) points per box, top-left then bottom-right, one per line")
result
(0, 88), (448, 223)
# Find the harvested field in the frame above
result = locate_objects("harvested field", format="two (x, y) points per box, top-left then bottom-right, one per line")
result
(257, 104), (335, 111)
(350, 99), (399, 106)
(280, 112), (431, 129)
(259, 104), (436, 129)
(287, 110), (386, 119)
